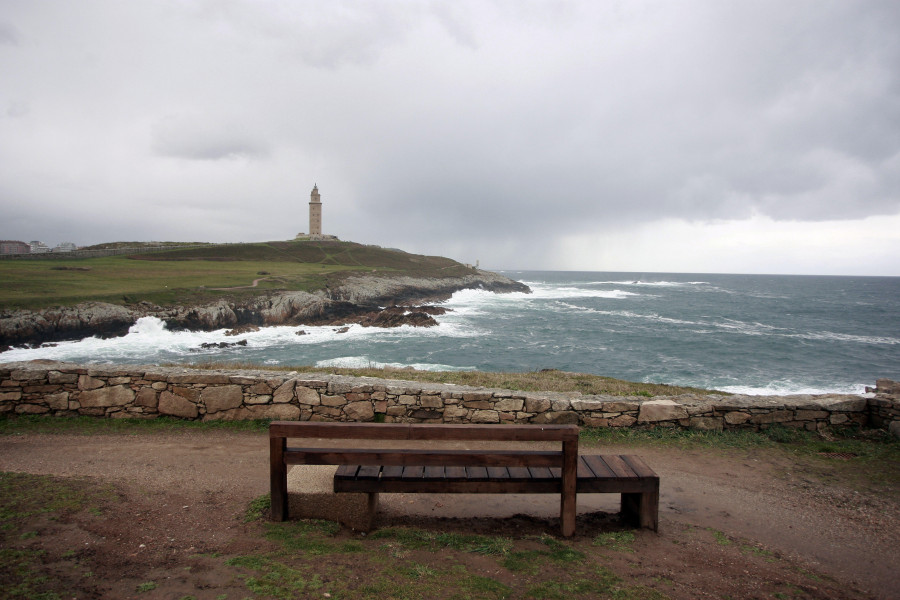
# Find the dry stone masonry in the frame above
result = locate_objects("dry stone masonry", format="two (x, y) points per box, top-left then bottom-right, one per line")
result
(1, 361), (898, 435)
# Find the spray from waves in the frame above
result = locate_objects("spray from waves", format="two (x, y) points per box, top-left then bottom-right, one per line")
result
(719, 382), (869, 396)
(315, 356), (476, 371)
(0, 312), (489, 366)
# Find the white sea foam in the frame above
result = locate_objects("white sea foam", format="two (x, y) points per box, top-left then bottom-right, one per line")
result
(315, 356), (475, 371)
(720, 382), (868, 396)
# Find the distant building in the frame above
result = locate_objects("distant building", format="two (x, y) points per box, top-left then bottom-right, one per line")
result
(309, 184), (322, 236)
(52, 242), (77, 253)
(294, 184), (337, 241)
(0, 240), (30, 254)
(29, 241), (50, 253)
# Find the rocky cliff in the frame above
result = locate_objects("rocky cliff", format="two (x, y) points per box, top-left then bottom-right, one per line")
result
(0, 270), (530, 350)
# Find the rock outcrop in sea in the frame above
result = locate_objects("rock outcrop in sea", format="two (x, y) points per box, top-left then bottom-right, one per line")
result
(0, 270), (530, 350)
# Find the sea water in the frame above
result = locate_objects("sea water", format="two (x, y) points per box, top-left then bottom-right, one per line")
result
(2, 272), (898, 395)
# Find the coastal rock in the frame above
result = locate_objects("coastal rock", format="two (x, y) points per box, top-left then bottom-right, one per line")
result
(0, 271), (530, 348)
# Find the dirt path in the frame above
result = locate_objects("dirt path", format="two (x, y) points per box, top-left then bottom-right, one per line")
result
(1, 430), (897, 599)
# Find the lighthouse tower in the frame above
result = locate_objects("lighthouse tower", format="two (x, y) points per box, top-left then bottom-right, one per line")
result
(309, 184), (322, 236)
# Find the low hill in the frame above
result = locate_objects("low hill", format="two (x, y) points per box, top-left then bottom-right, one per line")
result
(0, 240), (528, 348)
(0, 241), (478, 311)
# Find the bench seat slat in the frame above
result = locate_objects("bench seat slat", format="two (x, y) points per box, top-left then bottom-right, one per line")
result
(402, 465), (424, 479)
(486, 466), (509, 480)
(284, 448), (562, 468)
(582, 455), (616, 479)
(602, 454), (636, 479)
(466, 466), (488, 481)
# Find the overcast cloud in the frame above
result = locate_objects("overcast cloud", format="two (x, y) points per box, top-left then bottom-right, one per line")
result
(1, 0), (899, 275)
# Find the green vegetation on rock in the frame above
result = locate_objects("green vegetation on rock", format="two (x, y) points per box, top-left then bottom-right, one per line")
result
(0, 240), (475, 310)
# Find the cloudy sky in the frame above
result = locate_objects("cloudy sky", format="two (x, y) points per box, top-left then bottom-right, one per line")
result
(2, 1), (899, 275)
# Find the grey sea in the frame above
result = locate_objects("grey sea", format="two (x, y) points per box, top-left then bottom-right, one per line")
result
(2, 272), (898, 395)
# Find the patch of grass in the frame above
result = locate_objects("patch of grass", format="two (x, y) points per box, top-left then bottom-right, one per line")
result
(244, 493), (270, 522)
(370, 527), (512, 555)
(0, 240), (475, 310)
(136, 581), (157, 592)
(709, 528), (732, 546)
(593, 530), (636, 552)
(525, 565), (668, 599)
(226, 555), (323, 599)
(264, 519), (345, 555)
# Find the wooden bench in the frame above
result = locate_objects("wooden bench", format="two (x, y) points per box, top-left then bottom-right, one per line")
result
(270, 422), (659, 537)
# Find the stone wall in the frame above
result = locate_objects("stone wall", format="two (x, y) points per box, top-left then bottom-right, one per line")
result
(1, 361), (897, 434)
(867, 379), (900, 437)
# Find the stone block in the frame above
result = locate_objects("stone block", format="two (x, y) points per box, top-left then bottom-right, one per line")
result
(173, 386), (201, 402)
(48, 371), (78, 384)
(795, 410), (828, 421)
(248, 383), (273, 395)
(582, 417), (609, 427)
(296, 386), (320, 405)
(751, 410), (794, 424)
(151, 381), (168, 391)
(16, 404), (49, 414)
(444, 406), (468, 419)
(471, 410), (500, 423)
(345, 401), (375, 422)
(201, 385), (243, 413)
(45, 392), (69, 410)
(288, 465), (377, 531)
(24, 385), (61, 394)
(109, 377), (131, 385)
(328, 382), (352, 395)
(158, 391), (199, 418)
(495, 398), (524, 412)
(273, 379), (296, 404)
(0, 391), (22, 402)
(78, 375), (105, 391)
(420, 395), (444, 408)
(169, 373), (231, 384)
(638, 400), (688, 422)
(610, 415), (637, 427)
(889, 421), (900, 439)
(79, 385), (134, 408)
(462, 401), (492, 410)
(829, 413), (849, 425)
(724, 411), (751, 425)
(135, 388), (158, 409)
(531, 411), (579, 425)
(689, 416), (723, 431)
(410, 409), (442, 420)
(246, 394), (272, 405)
(600, 401), (640, 412)
(321, 395), (347, 407)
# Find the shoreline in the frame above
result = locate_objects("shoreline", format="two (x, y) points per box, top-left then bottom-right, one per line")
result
(0, 270), (529, 350)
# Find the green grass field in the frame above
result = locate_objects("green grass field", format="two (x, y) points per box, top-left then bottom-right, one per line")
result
(0, 241), (474, 310)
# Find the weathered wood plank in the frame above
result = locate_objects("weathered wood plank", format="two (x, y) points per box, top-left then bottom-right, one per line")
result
(270, 421), (578, 442)
(270, 435), (287, 522)
(283, 448), (562, 468)
(334, 464), (359, 479)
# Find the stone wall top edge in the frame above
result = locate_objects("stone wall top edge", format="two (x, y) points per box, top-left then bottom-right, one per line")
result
(0, 361), (874, 411)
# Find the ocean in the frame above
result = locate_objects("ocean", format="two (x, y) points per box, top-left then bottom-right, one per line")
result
(2, 272), (898, 395)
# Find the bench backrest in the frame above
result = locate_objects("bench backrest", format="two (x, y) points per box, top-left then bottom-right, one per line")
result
(270, 421), (579, 469)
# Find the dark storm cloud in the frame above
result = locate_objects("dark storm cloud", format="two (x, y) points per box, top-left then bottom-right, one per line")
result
(0, 1), (898, 274)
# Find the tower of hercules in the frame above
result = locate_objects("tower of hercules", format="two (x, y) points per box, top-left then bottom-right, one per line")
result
(309, 184), (322, 236)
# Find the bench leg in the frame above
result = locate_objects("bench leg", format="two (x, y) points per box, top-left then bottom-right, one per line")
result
(270, 436), (288, 521)
(621, 489), (659, 532)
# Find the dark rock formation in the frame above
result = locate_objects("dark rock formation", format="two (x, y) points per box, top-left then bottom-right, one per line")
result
(0, 271), (529, 349)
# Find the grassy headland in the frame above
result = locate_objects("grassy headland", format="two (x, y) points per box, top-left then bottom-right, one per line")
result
(0, 240), (474, 310)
